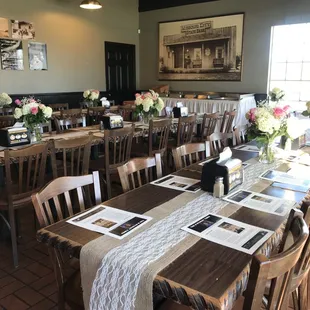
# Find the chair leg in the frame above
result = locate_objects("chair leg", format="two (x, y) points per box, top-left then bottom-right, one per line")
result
(8, 207), (18, 268)
(292, 290), (299, 310)
(299, 277), (308, 310)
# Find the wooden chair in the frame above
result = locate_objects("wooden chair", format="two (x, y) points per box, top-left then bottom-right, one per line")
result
(208, 132), (228, 155)
(119, 105), (136, 121)
(172, 142), (211, 170)
(0, 115), (15, 128)
(199, 112), (219, 141)
(40, 120), (52, 134)
(289, 199), (310, 310)
(50, 135), (93, 178)
(0, 143), (49, 267)
(234, 126), (247, 146)
(48, 103), (69, 111)
(220, 110), (236, 133)
(89, 125), (134, 199)
(239, 209), (309, 310)
(31, 172), (101, 310)
(88, 106), (106, 125)
(54, 116), (84, 133)
(117, 153), (162, 192)
(176, 114), (197, 147)
(0, 107), (14, 116)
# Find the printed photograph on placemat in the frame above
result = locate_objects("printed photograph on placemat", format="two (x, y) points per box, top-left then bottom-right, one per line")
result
(92, 218), (116, 229)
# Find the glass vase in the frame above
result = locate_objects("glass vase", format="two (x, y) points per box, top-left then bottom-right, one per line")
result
(30, 125), (42, 143)
(142, 113), (153, 125)
(259, 143), (275, 164)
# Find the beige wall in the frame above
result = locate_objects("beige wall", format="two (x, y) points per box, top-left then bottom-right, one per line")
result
(139, 0), (310, 93)
(0, 0), (139, 94)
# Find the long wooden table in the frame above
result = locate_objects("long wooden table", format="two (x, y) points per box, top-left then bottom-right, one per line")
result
(36, 147), (309, 310)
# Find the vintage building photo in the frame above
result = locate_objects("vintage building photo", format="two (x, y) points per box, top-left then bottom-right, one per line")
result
(158, 13), (244, 81)
(0, 39), (24, 70)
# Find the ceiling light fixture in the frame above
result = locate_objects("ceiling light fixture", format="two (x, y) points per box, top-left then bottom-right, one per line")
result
(80, 0), (102, 10)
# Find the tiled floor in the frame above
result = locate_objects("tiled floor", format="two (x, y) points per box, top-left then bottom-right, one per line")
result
(0, 206), (61, 310)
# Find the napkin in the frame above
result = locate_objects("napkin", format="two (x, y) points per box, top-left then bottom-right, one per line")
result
(217, 147), (232, 163)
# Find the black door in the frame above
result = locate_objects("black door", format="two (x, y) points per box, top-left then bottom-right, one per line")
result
(105, 41), (136, 104)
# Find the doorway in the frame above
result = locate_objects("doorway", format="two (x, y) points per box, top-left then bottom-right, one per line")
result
(105, 41), (136, 104)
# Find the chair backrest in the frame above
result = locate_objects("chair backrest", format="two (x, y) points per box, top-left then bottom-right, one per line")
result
(243, 209), (309, 310)
(117, 154), (162, 192)
(50, 134), (93, 178)
(4, 143), (49, 201)
(234, 126), (247, 146)
(40, 120), (52, 134)
(54, 117), (84, 133)
(88, 106), (106, 125)
(172, 141), (211, 170)
(32, 172), (101, 228)
(104, 125), (134, 170)
(119, 105), (136, 121)
(0, 116), (16, 129)
(176, 114), (197, 146)
(289, 200), (310, 293)
(48, 103), (69, 111)
(0, 107), (14, 116)
(208, 132), (227, 155)
(60, 108), (82, 118)
(220, 110), (236, 133)
(200, 112), (219, 141)
(148, 119), (171, 156)
(104, 125), (134, 198)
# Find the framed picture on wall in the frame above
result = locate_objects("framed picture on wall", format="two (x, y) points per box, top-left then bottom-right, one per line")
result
(0, 18), (9, 38)
(11, 20), (35, 40)
(0, 39), (24, 70)
(158, 13), (244, 81)
(28, 42), (48, 70)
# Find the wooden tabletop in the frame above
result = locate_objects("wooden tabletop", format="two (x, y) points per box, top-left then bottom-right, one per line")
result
(36, 147), (310, 310)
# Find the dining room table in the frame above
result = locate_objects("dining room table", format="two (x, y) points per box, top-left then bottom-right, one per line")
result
(36, 144), (310, 310)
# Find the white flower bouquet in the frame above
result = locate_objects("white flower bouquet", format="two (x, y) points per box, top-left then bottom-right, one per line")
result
(246, 103), (292, 162)
(0, 93), (12, 107)
(134, 90), (165, 122)
(83, 89), (100, 106)
(14, 97), (53, 141)
(269, 87), (285, 102)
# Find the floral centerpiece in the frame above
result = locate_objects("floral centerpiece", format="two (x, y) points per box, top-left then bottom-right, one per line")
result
(14, 97), (53, 142)
(0, 93), (12, 107)
(269, 87), (285, 103)
(83, 89), (100, 107)
(134, 90), (165, 124)
(246, 102), (292, 163)
(302, 101), (310, 117)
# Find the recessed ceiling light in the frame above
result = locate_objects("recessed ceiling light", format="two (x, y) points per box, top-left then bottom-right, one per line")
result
(80, 0), (102, 10)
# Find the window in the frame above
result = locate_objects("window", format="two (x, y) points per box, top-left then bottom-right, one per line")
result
(268, 23), (310, 110)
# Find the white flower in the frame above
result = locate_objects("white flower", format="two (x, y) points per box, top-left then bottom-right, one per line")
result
(0, 93), (12, 107)
(154, 97), (164, 112)
(135, 96), (143, 105)
(90, 91), (99, 100)
(83, 90), (90, 98)
(14, 108), (23, 119)
(286, 118), (301, 139)
(22, 102), (38, 115)
(43, 106), (53, 118)
(142, 97), (154, 112)
(149, 89), (159, 100)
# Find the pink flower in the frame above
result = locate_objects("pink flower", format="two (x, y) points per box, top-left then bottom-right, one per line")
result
(31, 107), (38, 115)
(29, 99), (36, 103)
(15, 99), (22, 105)
(246, 108), (256, 122)
(273, 107), (285, 118)
(135, 93), (141, 98)
(283, 105), (290, 112)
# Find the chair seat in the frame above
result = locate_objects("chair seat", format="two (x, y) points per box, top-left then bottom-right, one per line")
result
(64, 270), (84, 310)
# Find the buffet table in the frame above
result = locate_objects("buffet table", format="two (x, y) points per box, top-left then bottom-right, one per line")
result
(162, 94), (256, 130)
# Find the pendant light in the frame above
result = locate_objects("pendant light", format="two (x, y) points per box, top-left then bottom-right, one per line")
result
(80, 0), (102, 10)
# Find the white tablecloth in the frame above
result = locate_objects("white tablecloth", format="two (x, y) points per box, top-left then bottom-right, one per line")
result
(162, 96), (256, 130)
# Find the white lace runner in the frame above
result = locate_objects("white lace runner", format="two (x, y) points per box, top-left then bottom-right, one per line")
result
(89, 160), (278, 310)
